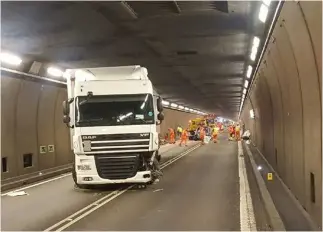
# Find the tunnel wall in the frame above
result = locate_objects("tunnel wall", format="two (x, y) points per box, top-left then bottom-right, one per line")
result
(1, 73), (200, 181)
(240, 1), (322, 226)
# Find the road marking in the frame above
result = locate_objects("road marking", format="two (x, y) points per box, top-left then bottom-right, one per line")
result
(44, 143), (201, 231)
(1, 173), (72, 197)
(238, 141), (257, 231)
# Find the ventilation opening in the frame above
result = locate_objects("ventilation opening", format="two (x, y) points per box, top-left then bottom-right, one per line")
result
(310, 172), (315, 203)
(23, 153), (33, 168)
(275, 148), (278, 164)
(2, 157), (8, 173)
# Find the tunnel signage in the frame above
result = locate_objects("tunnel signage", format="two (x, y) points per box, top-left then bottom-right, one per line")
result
(48, 145), (55, 153)
(40, 146), (47, 154)
(267, 173), (273, 181)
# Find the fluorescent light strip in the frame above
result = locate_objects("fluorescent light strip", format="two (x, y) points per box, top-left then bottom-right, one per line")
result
(246, 65), (253, 78)
(170, 103), (178, 108)
(162, 100), (170, 106)
(262, 0), (271, 6)
(244, 80), (249, 88)
(47, 67), (63, 77)
(259, 4), (268, 23)
(1, 52), (22, 66)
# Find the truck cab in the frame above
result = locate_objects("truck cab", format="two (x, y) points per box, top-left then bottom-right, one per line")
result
(62, 66), (164, 188)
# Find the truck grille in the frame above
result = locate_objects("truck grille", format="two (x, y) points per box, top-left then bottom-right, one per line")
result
(94, 154), (140, 180)
(82, 133), (151, 153)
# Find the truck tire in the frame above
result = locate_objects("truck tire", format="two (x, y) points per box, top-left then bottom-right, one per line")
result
(72, 164), (91, 190)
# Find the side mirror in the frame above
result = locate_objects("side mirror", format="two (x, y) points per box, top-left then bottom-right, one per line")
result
(157, 112), (164, 121)
(157, 97), (163, 112)
(63, 115), (71, 124)
(63, 100), (70, 115)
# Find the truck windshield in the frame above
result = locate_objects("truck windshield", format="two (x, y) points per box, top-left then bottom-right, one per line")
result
(75, 94), (155, 127)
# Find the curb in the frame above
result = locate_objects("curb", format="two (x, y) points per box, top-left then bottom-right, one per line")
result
(243, 142), (286, 231)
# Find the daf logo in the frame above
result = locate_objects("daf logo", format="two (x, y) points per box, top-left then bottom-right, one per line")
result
(82, 135), (97, 140)
(140, 133), (149, 137)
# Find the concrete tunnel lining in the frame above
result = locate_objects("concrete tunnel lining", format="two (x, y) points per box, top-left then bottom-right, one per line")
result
(240, 1), (322, 227)
(0, 0), (321, 229)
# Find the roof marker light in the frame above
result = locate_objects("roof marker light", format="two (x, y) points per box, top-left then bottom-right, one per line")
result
(47, 67), (63, 77)
(246, 65), (253, 78)
(170, 103), (178, 108)
(0, 52), (22, 66)
(244, 80), (249, 88)
(259, 4), (268, 23)
(162, 100), (170, 106)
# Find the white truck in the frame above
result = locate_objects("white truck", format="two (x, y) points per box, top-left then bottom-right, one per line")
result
(62, 66), (165, 189)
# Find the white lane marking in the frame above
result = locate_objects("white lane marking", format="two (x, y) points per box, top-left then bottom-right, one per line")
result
(1, 143), (183, 196)
(44, 143), (201, 232)
(238, 141), (257, 231)
(1, 173), (72, 197)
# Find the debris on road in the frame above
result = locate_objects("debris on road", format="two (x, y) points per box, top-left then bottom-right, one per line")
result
(153, 188), (163, 193)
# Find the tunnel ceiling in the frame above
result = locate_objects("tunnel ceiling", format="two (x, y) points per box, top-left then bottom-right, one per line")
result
(1, 1), (269, 119)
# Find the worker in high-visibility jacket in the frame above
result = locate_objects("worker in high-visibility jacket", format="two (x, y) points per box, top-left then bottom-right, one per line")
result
(212, 126), (219, 143)
(177, 126), (183, 138)
(200, 127), (206, 145)
(168, 128), (176, 144)
(235, 124), (241, 141)
(179, 128), (188, 146)
(228, 125), (234, 141)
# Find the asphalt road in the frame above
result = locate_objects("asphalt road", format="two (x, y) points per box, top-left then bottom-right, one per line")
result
(1, 141), (198, 231)
(65, 135), (241, 231)
(2, 135), (272, 231)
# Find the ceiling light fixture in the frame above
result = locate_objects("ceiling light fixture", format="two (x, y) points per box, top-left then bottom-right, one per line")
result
(243, 88), (247, 94)
(246, 65), (253, 78)
(0, 52), (22, 66)
(259, 4), (268, 23)
(47, 67), (63, 77)
(179, 105), (184, 110)
(244, 80), (249, 88)
(162, 100), (170, 106)
(170, 103), (178, 108)
(262, 0), (271, 6)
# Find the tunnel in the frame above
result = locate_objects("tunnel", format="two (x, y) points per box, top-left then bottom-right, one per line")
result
(0, 1), (322, 231)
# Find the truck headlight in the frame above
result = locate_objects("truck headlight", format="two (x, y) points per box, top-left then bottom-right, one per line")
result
(77, 164), (91, 171)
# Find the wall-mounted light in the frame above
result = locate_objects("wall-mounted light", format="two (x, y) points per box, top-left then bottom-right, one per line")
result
(246, 65), (253, 78)
(170, 103), (178, 108)
(259, 4), (269, 23)
(0, 52), (22, 66)
(47, 67), (63, 77)
(162, 100), (170, 106)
